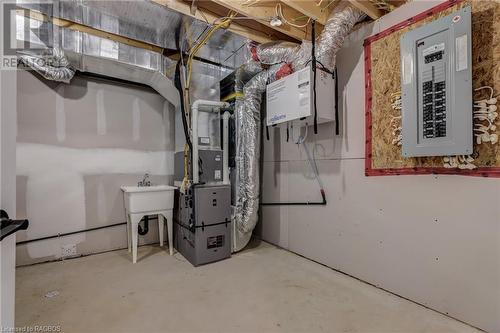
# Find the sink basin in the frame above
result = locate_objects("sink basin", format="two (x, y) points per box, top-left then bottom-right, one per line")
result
(121, 185), (176, 213)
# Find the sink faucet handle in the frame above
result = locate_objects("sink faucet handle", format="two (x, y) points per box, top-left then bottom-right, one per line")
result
(138, 172), (151, 187)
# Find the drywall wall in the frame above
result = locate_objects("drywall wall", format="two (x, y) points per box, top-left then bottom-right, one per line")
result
(1, 64), (19, 331)
(259, 1), (500, 332)
(15, 71), (175, 265)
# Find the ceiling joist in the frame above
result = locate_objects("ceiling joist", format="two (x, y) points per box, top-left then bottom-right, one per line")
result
(280, 0), (339, 26)
(155, 0), (404, 45)
(210, 0), (318, 41)
(152, 0), (283, 43)
(348, 0), (383, 20)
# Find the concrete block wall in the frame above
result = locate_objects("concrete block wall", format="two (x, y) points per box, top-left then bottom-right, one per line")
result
(259, 1), (500, 332)
(15, 71), (175, 265)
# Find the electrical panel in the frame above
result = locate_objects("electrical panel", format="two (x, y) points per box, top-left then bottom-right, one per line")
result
(266, 66), (335, 126)
(400, 6), (472, 157)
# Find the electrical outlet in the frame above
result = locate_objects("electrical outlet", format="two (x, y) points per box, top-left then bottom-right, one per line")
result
(61, 244), (77, 258)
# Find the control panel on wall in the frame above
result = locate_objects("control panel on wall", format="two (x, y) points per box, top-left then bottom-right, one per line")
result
(400, 6), (472, 157)
(266, 66), (335, 126)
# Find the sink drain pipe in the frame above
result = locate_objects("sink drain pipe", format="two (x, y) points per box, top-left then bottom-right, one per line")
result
(138, 216), (149, 235)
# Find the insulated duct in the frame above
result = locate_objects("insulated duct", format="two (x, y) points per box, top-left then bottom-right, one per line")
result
(292, 4), (366, 71)
(314, 4), (365, 71)
(15, 11), (180, 107)
(67, 51), (179, 107)
(252, 41), (300, 65)
(18, 48), (75, 83)
(232, 5), (365, 251)
(233, 64), (280, 249)
(251, 4), (365, 72)
(232, 60), (263, 251)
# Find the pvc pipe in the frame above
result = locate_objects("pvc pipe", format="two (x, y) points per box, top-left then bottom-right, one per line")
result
(191, 100), (230, 184)
(223, 111), (230, 185)
(192, 104), (199, 183)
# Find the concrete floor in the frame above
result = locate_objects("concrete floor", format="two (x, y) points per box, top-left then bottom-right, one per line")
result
(16, 241), (480, 333)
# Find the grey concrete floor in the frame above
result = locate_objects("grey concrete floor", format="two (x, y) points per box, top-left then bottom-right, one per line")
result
(16, 240), (480, 333)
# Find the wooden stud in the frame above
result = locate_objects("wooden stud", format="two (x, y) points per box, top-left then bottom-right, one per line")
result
(348, 0), (383, 20)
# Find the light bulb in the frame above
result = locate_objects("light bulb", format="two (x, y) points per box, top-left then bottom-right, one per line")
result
(270, 16), (282, 27)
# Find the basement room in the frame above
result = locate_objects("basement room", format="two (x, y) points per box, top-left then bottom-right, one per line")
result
(0, 0), (499, 332)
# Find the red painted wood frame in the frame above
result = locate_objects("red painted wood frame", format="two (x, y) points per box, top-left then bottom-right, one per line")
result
(363, 0), (500, 178)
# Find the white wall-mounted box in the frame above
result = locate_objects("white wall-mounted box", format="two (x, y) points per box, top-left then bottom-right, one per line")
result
(266, 66), (336, 126)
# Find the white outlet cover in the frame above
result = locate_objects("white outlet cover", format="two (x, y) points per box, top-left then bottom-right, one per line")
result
(61, 244), (77, 257)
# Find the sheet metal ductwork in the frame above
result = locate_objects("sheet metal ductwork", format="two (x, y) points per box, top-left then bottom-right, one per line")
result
(16, 14), (181, 106)
(232, 5), (365, 251)
(67, 51), (180, 107)
(15, 0), (248, 105)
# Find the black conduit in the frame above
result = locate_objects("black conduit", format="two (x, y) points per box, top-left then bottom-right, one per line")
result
(16, 216), (159, 246)
(334, 67), (340, 135)
(174, 60), (192, 152)
(312, 20), (318, 135)
(260, 189), (327, 206)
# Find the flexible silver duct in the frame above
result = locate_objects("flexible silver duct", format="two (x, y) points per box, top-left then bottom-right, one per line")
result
(293, 4), (366, 71)
(233, 5), (365, 251)
(315, 4), (365, 71)
(18, 48), (75, 83)
(254, 41), (300, 65)
(251, 5), (364, 71)
(233, 64), (281, 239)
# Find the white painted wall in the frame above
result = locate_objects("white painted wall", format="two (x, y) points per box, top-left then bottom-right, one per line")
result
(0, 66), (18, 333)
(259, 2), (500, 332)
(16, 71), (176, 265)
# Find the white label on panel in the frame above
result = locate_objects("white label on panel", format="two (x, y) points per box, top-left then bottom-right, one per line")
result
(422, 43), (445, 56)
(214, 170), (221, 180)
(402, 53), (413, 85)
(455, 34), (468, 72)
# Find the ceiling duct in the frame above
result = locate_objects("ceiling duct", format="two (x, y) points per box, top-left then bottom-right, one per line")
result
(15, 0), (248, 106)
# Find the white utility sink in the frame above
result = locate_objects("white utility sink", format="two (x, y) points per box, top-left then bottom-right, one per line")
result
(121, 185), (177, 263)
(121, 185), (176, 213)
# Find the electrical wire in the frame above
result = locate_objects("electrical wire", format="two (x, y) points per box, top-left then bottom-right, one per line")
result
(213, 15), (272, 25)
(320, 0), (337, 12)
(275, 3), (311, 28)
(261, 122), (327, 206)
(186, 12), (236, 90)
(290, 121), (308, 144)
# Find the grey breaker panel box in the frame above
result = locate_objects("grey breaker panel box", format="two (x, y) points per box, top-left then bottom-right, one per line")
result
(400, 6), (472, 157)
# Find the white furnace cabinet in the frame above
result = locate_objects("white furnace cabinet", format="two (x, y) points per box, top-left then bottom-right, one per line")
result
(266, 66), (336, 126)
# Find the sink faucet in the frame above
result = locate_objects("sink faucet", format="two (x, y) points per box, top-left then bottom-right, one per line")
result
(138, 173), (151, 187)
